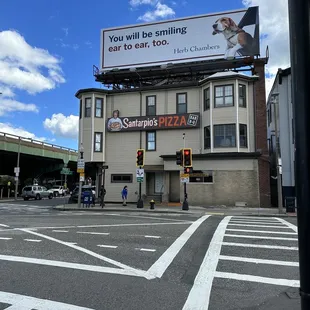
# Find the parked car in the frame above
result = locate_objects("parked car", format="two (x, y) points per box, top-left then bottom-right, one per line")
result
(48, 185), (66, 197)
(21, 185), (53, 200)
(69, 185), (96, 203)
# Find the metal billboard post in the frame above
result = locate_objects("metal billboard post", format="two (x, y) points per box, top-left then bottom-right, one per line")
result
(288, 0), (310, 308)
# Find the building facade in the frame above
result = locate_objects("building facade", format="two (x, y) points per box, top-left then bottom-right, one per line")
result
(76, 61), (270, 207)
(267, 67), (295, 206)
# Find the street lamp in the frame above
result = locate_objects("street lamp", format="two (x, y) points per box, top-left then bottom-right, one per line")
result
(77, 143), (84, 208)
(270, 92), (284, 214)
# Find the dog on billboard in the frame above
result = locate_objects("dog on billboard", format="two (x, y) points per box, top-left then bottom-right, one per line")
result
(212, 17), (254, 59)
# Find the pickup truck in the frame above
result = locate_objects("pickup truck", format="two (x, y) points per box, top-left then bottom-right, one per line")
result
(48, 185), (66, 197)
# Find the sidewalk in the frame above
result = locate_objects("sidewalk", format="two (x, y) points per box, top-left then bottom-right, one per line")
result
(53, 203), (297, 217)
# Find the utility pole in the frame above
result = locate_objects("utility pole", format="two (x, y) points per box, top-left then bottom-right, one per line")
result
(14, 138), (21, 200)
(182, 133), (189, 211)
(77, 144), (84, 208)
(288, 0), (310, 308)
(271, 93), (284, 214)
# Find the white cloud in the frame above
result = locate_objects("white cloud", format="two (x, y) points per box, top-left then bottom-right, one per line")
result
(43, 113), (79, 140)
(129, 0), (157, 6)
(0, 30), (65, 96)
(0, 98), (38, 116)
(62, 27), (69, 36)
(242, 0), (290, 95)
(138, 2), (175, 21)
(0, 122), (47, 141)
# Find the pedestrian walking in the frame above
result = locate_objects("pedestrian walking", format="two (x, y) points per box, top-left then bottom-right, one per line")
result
(121, 186), (128, 206)
(99, 185), (106, 208)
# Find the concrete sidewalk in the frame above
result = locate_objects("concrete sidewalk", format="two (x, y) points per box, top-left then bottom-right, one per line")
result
(53, 203), (297, 217)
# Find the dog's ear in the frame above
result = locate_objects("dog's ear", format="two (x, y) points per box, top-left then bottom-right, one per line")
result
(228, 18), (238, 30)
(212, 31), (217, 35)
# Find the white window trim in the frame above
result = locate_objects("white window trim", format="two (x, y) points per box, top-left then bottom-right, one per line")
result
(91, 93), (95, 161)
(210, 82), (214, 152)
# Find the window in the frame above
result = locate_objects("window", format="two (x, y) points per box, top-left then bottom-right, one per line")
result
(204, 88), (210, 110)
(214, 85), (234, 107)
(146, 96), (156, 116)
(239, 84), (246, 107)
(111, 174), (133, 183)
(146, 131), (156, 151)
(204, 126), (211, 149)
(94, 132), (103, 152)
(79, 100), (82, 119)
(176, 93), (187, 114)
(214, 124), (236, 147)
(239, 124), (248, 147)
(189, 170), (213, 183)
(85, 98), (91, 117)
(95, 98), (103, 118)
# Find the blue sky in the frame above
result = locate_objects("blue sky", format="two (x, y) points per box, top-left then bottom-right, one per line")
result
(0, 0), (289, 150)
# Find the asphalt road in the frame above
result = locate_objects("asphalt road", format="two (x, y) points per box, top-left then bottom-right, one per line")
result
(0, 200), (300, 310)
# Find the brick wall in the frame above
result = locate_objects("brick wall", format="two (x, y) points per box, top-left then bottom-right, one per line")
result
(184, 169), (260, 207)
(253, 60), (271, 207)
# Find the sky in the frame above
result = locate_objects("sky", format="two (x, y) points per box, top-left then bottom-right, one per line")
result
(0, 0), (289, 150)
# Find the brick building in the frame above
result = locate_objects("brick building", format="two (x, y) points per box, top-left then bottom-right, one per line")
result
(76, 59), (270, 207)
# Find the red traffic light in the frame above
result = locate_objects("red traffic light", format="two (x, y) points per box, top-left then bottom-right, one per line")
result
(184, 150), (189, 155)
(138, 151), (142, 156)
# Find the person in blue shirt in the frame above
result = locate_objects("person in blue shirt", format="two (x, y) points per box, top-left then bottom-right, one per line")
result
(121, 186), (128, 206)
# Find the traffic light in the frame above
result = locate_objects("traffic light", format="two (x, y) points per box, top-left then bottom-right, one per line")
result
(184, 167), (193, 174)
(136, 149), (145, 167)
(183, 148), (192, 167)
(176, 150), (183, 166)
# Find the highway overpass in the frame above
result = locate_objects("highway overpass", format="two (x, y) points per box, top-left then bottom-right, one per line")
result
(0, 131), (78, 190)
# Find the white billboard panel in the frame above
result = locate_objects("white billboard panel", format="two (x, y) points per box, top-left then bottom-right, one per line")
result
(100, 7), (259, 70)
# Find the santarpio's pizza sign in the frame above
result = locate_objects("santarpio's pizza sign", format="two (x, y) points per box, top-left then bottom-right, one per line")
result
(107, 111), (200, 132)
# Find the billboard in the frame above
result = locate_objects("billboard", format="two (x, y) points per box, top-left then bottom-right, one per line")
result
(107, 110), (200, 132)
(101, 7), (259, 70)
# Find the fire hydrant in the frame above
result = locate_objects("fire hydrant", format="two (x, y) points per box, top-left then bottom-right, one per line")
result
(150, 199), (155, 210)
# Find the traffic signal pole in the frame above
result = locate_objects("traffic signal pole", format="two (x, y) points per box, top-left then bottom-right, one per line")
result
(182, 135), (189, 211)
(288, 0), (310, 308)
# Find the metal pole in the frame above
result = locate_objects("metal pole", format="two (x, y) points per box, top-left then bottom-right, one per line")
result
(14, 138), (21, 200)
(288, 0), (310, 308)
(102, 168), (106, 207)
(182, 133), (189, 210)
(272, 98), (284, 214)
(137, 165), (144, 208)
(77, 150), (83, 208)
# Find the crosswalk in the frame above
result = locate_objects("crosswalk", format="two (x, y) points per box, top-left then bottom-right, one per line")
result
(0, 203), (52, 214)
(183, 216), (299, 310)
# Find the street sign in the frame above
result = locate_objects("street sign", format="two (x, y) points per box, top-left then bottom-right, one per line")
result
(137, 177), (144, 183)
(60, 169), (73, 175)
(102, 165), (109, 169)
(136, 169), (144, 178)
(78, 159), (85, 168)
(180, 173), (189, 183)
(79, 173), (85, 182)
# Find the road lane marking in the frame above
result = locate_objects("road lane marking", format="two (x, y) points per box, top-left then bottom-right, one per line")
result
(0, 254), (153, 279)
(215, 271), (299, 287)
(105, 213), (191, 223)
(137, 248), (156, 252)
(97, 244), (118, 248)
(76, 222), (193, 228)
(233, 216), (276, 219)
(274, 217), (298, 232)
(145, 235), (161, 239)
(148, 214), (211, 279)
(219, 255), (299, 267)
(19, 228), (151, 279)
(226, 228), (297, 235)
(0, 224), (10, 228)
(230, 220), (280, 224)
(0, 237), (12, 240)
(24, 239), (42, 243)
(52, 230), (69, 233)
(222, 242), (298, 250)
(224, 234), (298, 241)
(77, 232), (110, 235)
(0, 291), (94, 309)
(228, 223), (290, 228)
(182, 216), (231, 310)
(20, 221), (193, 231)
